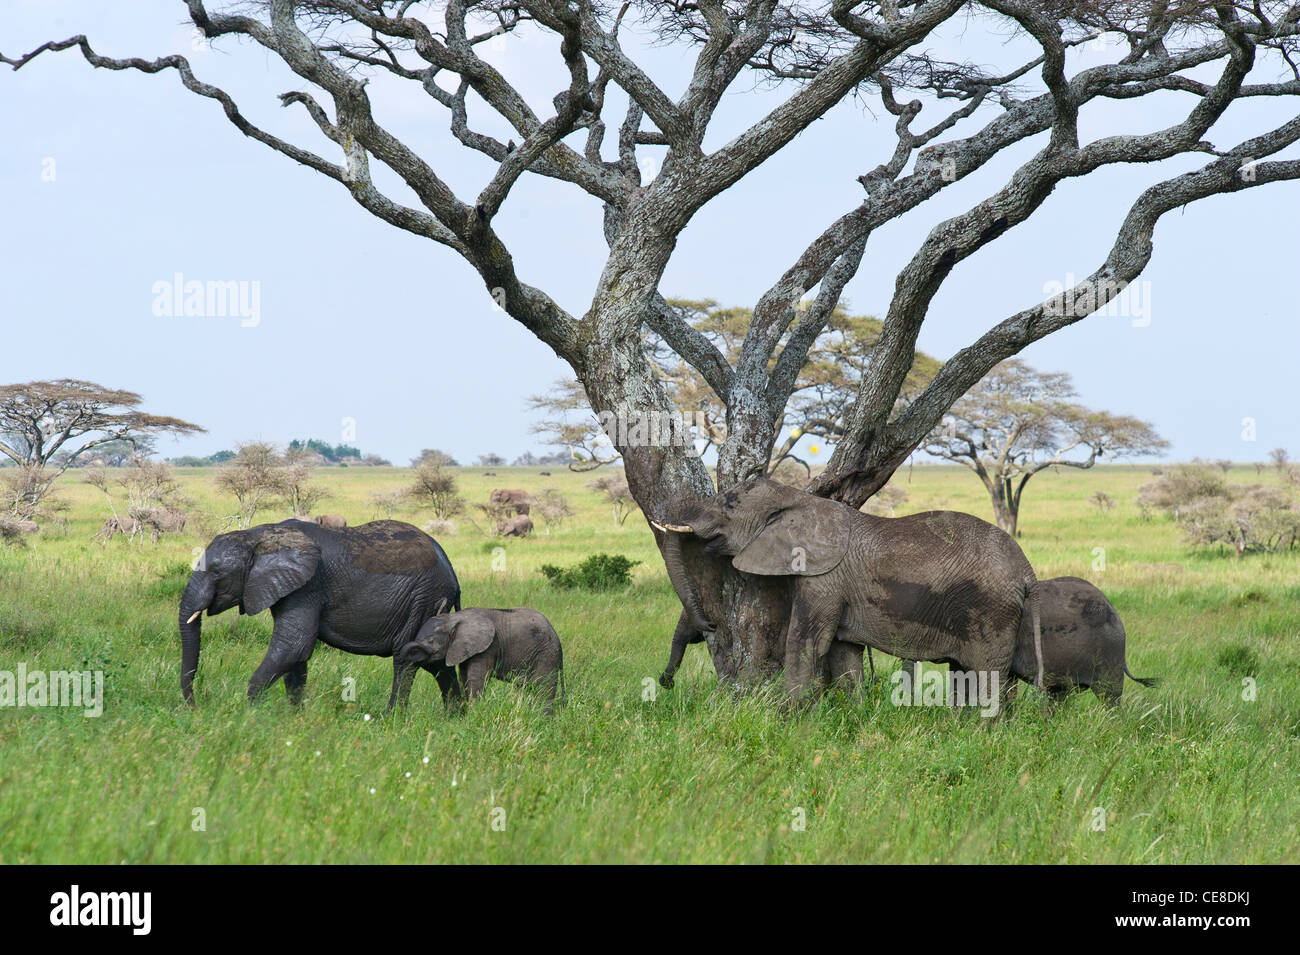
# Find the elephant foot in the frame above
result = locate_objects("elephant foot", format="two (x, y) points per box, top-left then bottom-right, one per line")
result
(658, 671), (675, 690)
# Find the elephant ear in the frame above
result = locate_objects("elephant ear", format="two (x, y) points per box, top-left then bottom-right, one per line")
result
(243, 530), (321, 615)
(732, 497), (851, 577)
(445, 614), (495, 667)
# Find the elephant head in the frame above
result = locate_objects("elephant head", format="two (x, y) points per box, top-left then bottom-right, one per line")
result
(654, 478), (852, 633)
(179, 525), (321, 704)
(396, 606), (492, 668)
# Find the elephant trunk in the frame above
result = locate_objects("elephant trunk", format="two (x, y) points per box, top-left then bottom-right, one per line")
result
(179, 570), (215, 705)
(659, 526), (714, 635)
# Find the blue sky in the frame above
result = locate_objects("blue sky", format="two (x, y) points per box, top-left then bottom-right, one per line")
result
(2, 1), (1297, 467)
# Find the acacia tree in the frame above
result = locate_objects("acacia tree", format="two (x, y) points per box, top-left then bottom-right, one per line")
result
(0, 379), (203, 517)
(921, 358), (1167, 535)
(7, 1), (1300, 686)
(533, 300), (939, 476)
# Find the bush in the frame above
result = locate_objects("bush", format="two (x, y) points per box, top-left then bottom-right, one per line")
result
(539, 553), (640, 591)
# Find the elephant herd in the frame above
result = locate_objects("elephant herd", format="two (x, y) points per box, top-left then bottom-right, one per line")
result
(651, 478), (1155, 711)
(178, 478), (1153, 716)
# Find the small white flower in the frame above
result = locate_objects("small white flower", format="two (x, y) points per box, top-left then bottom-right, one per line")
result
(422, 756), (429, 764)
(315, 751), (321, 756)
(286, 740), (293, 746)
(363, 713), (372, 722)
(405, 772), (412, 778)
(369, 787), (376, 795)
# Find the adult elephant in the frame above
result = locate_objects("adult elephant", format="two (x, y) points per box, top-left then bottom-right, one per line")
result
(178, 519), (461, 708)
(653, 477), (1042, 707)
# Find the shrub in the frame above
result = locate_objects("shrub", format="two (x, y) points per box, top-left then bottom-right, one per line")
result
(539, 553), (640, 591)
(1089, 491), (1115, 513)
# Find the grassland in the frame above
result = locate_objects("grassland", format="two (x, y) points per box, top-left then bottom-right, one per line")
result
(0, 463), (1296, 863)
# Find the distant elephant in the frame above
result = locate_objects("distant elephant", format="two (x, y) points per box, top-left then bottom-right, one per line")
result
(132, 506), (187, 540)
(14, 520), (39, 535)
(95, 515), (142, 542)
(314, 514), (348, 530)
(498, 515), (534, 537)
(653, 477), (1042, 707)
(179, 518), (461, 707)
(873, 576), (1158, 706)
(490, 488), (532, 515)
(396, 607), (565, 713)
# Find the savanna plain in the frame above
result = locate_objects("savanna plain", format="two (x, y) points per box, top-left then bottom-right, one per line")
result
(0, 464), (1296, 863)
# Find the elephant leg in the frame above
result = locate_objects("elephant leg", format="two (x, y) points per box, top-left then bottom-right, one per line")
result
(660, 611), (705, 689)
(284, 660), (308, 705)
(537, 668), (562, 716)
(388, 656), (421, 712)
(826, 641), (864, 695)
(1092, 679), (1122, 708)
(783, 595), (842, 707)
(429, 664), (463, 713)
(459, 658), (491, 703)
(248, 604), (318, 702)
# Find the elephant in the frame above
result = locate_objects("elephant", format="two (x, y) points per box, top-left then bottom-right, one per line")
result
(498, 515), (534, 538)
(490, 488), (532, 515)
(396, 607), (565, 713)
(1013, 576), (1155, 705)
(178, 518), (461, 708)
(873, 576), (1158, 706)
(653, 477), (1042, 707)
(314, 514), (348, 530)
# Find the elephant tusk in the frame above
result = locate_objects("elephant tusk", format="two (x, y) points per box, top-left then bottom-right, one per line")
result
(186, 611), (202, 624)
(650, 520), (694, 534)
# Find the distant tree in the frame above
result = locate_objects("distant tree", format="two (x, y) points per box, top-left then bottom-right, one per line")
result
(1089, 491), (1115, 514)
(534, 489), (573, 533)
(361, 454), (391, 467)
(1269, 448), (1290, 473)
(1214, 459), (1233, 474)
(530, 378), (623, 472)
(406, 460), (465, 520)
(587, 473), (640, 526)
(921, 360), (1167, 535)
(475, 453), (505, 468)
(215, 442), (288, 528)
(281, 445), (332, 516)
(411, 449), (458, 468)
(0, 379), (202, 517)
(531, 302), (939, 475)
(86, 458), (189, 542)
(369, 488), (406, 520)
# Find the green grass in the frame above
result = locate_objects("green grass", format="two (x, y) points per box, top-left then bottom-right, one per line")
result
(1, 463), (1297, 863)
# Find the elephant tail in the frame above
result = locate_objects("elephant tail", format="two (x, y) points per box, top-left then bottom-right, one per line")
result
(1025, 579), (1044, 690)
(1124, 665), (1159, 688)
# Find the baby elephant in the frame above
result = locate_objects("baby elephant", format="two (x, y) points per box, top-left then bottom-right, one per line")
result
(398, 608), (565, 713)
(1011, 576), (1157, 705)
